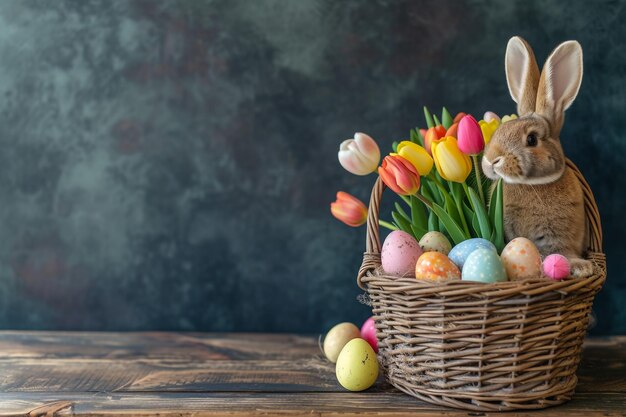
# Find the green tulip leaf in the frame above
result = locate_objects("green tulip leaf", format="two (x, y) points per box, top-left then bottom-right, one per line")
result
(410, 196), (428, 232)
(493, 179), (505, 252)
(394, 202), (411, 223)
(410, 224), (428, 241)
(431, 202), (468, 245)
(442, 107), (453, 129)
(468, 186), (492, 240)
(392, 210), (415, 238)
(392, 141), (398, 152)
(472, 213), (481, 238)
(415, 128), (425, 147)
(428, 209), (437, 232)
(433, 114), (441, 127)
(423, 106), (434, 129)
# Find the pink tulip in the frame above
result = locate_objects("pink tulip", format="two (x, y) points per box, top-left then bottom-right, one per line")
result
(338, 133), (381, 175)
(330, 192), (368, 227)
(378, 155), (420, 196)
(457, 115), (485, 155)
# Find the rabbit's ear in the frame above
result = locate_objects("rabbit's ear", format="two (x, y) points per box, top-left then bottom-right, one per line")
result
(505, 36), (540, 116)
(536, 40), (583, 136)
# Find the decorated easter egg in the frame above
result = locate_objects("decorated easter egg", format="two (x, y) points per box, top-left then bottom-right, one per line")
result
(419, 231), (452, 255)
(448, 238), (497, 269)
(323, 322), (361, 363)
(500, 237), (542, 280)
(360, 317), (378, 353)
(462, 248), (507, 283)
(543, 254), (571, 280)
(381, 230), (423, 277)
(415, 252), (461, 281)
(336, 338), (379, 391)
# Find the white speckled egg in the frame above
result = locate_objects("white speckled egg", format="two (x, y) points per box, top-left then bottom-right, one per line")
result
(500, 237), (542, 280)
(419, 231), (452, 255)
(381, 231), (423, 277)
(462, 248), (507, 283)
(415, 252), (461, 281)
(448, 238), (497, 269)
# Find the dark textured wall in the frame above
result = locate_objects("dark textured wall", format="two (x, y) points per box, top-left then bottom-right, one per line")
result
(0, 0), (623, 334)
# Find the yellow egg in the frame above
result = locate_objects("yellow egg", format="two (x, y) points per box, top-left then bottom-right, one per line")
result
(415, 251), (461, 281)
(336, 338), (379, 391)
(500, 237), (542, 279)
(323, 322), (361, 363)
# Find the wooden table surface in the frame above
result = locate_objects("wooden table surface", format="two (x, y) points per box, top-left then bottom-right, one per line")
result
(0, 332), (623, 416)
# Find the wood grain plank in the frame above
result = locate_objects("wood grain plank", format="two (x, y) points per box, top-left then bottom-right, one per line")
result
(0, 332), (623, 416)
(0, 332), (319, 361)
(0, 392), (624, 417)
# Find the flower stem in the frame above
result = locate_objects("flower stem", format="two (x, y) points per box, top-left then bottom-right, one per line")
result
(379, 220), (398, 231)
(414, 192), (433, 209)
(471, 155), (486, 206)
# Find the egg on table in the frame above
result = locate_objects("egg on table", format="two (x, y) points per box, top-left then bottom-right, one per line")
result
(462, 248), (508, 283)
(323, 322), (361, 363)
(415, 251), (461, 281)
(419, 231), (452, 255)
(360, 317), (378, 353)
(448, 238), (497, 269)
(335, 338), (379, 391)
(381, 230), (423, 277)
(500, 237), (542, 279)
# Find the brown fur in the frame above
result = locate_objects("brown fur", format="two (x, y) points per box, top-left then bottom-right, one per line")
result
(483, 37), (592, 277)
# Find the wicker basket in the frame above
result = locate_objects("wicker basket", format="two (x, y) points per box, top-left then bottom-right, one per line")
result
(357, 159), (606, 411)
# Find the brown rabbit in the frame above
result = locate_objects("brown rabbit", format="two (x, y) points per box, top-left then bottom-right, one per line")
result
(482, 36), (593, 277)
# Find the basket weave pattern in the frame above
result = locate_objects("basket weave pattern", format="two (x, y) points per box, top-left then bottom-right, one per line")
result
(357, 160), (606, 411)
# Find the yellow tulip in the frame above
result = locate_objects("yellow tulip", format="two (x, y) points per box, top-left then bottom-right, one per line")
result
(394, 141), (433, 176)
(501, 114), (518, 123)
(431, 136), (472, 183)
(478, 118), (500, 145)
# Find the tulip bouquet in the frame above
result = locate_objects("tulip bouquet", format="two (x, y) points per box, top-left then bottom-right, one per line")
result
(331, 107), (518, 252)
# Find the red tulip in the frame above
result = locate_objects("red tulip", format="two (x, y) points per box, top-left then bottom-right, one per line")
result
(330, 192), (367, 227)
(457, 115), (485, 155)
(378, 155), (420, 196)
(423, 125), (447, 155)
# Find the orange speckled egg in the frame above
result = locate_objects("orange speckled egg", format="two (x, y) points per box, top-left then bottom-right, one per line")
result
(500, 237), (542, 280)
(415, 252), (461, 281)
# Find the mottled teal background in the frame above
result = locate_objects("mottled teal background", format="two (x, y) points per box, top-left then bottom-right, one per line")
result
(0, 0), (623, 334)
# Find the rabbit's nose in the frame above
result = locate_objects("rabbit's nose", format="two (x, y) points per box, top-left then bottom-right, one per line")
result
(492, 157), (504, 167)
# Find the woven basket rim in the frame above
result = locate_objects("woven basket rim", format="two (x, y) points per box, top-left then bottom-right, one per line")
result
(360, 252), (606, 297)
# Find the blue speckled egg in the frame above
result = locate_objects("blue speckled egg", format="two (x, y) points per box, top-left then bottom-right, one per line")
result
(462, 248), (507, 283)
(449, 238), (497, 269)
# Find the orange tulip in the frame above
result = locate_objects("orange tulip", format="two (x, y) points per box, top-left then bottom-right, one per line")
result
(424, 125), (447, 155)
(330, 192), (367, 227)
(446, 123), (458, 138)
(378, 155), (420, 196)
(453, 112), (467, 124)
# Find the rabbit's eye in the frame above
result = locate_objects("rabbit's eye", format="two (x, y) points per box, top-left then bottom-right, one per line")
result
(526, 134), (538, 147)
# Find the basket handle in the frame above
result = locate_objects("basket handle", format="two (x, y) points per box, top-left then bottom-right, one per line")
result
(357, 177), (385, 289)
(566, 159), (603, 254)
(356, 159), (603, 289)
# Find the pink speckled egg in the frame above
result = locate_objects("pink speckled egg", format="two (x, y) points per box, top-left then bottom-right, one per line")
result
(543, 254), (570, 280)
(500, 237), (542, 279)
(415, 252), (461, 281)
(381, 231), (423, 277)
(360, 317), (378, 353)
